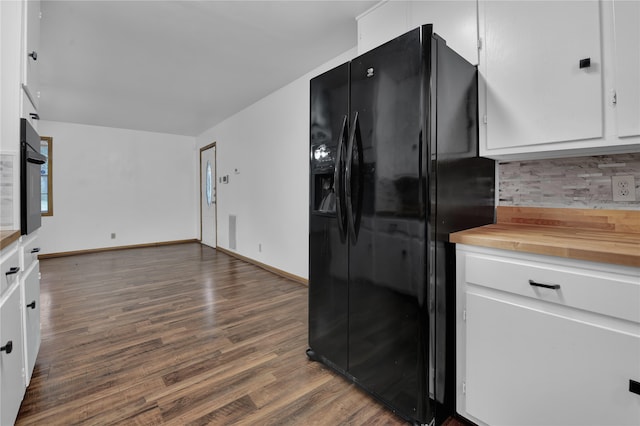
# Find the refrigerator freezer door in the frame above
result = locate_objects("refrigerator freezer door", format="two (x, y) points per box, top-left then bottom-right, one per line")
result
(308, 63), (350, 372)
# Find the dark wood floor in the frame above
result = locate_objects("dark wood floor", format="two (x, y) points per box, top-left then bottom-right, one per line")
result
(16, 242), (415, 425)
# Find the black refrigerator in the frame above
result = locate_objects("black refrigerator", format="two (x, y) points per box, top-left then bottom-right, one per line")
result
(307, 25), (495, 425)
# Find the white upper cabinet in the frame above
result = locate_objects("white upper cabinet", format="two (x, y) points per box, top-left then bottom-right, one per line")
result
(22, 0), (41, 110)
(479, 0), (640, 160)
(358, 1), (479, 65)
(358, 1), (409, 55)
(409, 1), (478, 65)
(613, 0), (640, 138)
(480, 1), (602, 155)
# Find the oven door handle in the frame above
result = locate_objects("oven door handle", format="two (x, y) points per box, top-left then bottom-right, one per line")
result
(27, 156), (45, 165)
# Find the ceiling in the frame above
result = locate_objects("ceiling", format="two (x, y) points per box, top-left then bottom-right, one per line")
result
(39, 0), (378, 136)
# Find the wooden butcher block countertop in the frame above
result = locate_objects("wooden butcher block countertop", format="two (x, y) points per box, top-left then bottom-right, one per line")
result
(0, 230), (20, 250)
(450, 207), (640, 268)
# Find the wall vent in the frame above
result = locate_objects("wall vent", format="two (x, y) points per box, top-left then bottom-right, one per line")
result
(229, 215), (237, 250)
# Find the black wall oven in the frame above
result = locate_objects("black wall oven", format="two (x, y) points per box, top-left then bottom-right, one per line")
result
(20, 118), (46, 235)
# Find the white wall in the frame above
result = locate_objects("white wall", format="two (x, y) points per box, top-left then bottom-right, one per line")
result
(37, 120), (197, 254)
(196, 48), (357, 280)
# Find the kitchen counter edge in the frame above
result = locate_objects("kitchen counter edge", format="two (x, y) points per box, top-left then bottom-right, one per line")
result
(0, 230), (21, 250)
(450, 223), (640, 268)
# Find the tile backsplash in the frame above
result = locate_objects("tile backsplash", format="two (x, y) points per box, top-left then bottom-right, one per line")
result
(499, 153), (640, 210)
(1, 154), (15, 228)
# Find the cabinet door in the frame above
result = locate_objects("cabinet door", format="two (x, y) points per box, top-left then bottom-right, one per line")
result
(22, 0), (41, 109)
(465, 292), (640, 426)
(357, 1), (409, 55)
(613, 0), (640, 138)
(358, 1), (478, 65)
(0, 285), (26, 426)
(410, 0), (478, 65)
(480, 1), (602, 151)
(22, 262), (40, 385)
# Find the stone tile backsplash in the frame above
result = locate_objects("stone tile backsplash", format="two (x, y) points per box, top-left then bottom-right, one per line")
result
(1, 154), (14, 227)
(499, 152), (640, 210)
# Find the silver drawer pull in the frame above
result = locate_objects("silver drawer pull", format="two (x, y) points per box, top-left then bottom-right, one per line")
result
(529, 279), (561, 290)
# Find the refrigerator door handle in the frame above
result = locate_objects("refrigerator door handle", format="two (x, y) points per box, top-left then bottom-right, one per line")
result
(345, 111), (359, 241)
(334, 115), (348, 240)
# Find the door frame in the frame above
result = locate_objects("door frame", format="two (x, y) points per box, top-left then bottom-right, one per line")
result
(199, 141), (217, 247)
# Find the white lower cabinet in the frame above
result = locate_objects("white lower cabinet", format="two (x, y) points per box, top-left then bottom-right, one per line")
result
(21, 261), (40, 386)
(456, 245), (640, 426)
(0, 284), (26, 426)
(0, 232), (41, 424)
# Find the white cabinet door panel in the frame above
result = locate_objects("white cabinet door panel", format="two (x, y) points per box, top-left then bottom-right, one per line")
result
(613, 0), (640, 138)
(0, 285), (26, 426)
(22, 0), (41, 110)
(357, 1), (409, 55)
(358, 1), (478, 65)
(466, 292), (640, 426)
(410, 0), (478, 65)
(481, 1), (602, 150)
(22, 262), (40, 385)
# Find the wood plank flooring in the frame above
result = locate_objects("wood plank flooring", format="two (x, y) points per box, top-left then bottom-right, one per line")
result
(16, 242), (416, 425)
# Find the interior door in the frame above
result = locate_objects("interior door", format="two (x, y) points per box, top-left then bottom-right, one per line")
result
(200, 144), (217, 248)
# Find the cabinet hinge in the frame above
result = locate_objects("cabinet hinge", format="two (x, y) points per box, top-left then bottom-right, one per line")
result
(611, 90), (617, 106)
(39, 11), (42, 19)
(462, 381), (466, 394)
(477, 37), (482, 50)
(463, 309), (467, 321)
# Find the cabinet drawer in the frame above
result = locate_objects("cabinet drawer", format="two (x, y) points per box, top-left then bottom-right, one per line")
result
(1, 246), (21, 297)
(465, 253), (640, 323)
(21, 232), (41, 271)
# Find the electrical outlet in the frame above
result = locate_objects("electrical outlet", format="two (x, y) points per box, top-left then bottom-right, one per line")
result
(258, 243), (262, 252)
(111, 233), (116, 239)
(612, 175), (636, 202)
